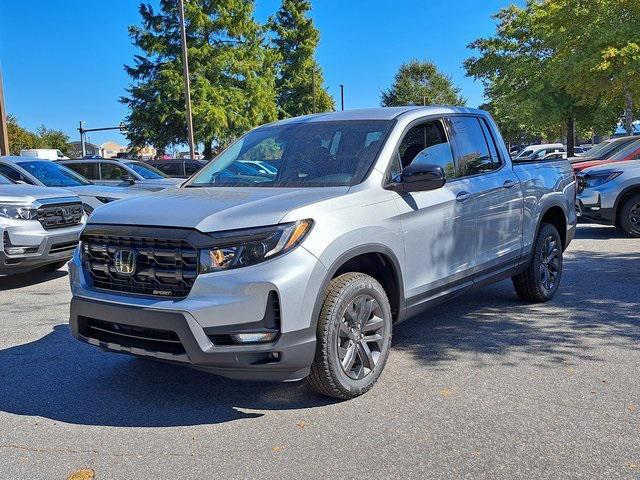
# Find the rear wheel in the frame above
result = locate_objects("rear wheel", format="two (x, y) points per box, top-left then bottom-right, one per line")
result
(512, 223), (563, 303)
(306, 273), (392, 399)
(619, 194), (640, 237)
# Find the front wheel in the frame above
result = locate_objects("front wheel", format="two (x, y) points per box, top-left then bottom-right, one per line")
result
(619, 194), (640, 237)
(306, 273), (392, 399)
(512, 223), (563, 303)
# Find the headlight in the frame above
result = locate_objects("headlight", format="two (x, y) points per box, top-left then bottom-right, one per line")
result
(95, 196), (118, 204)
(583, 171), (622, 188)
(199, 219), (313, 273)
(0, 203), (38, 220)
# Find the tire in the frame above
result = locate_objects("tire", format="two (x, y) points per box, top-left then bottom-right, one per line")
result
(619, 194), (640, 238)
(512, 223), (563, 303)
(43, 261), (67, 272)
(306, 273), (393, 400)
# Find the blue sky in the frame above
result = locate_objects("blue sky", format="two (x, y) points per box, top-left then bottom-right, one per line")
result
(0, 0), (516, 147)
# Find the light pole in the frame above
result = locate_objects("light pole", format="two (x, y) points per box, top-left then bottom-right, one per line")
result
(340, 84), (345, 111)
(178, 0), (196, 159)
(0, 67), (9, 156)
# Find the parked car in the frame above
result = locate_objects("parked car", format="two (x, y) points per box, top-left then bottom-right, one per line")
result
(573, 145), (592, 156)
(59, 158), (182, 191)
(20, 148), (69, 161)
(569, 136), (638, 165)
(147, 159), (207, 178)
(576, 159), (640, 236)
(513, 143), (565, 161)
(541, 152), (567, 161)
(68, 106), (576, 399)
(0, 156), (139, 214)
(572, 138), (640, 172)
(1, 176), (85, 275)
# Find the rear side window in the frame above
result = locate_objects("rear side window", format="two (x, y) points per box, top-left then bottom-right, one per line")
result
(65, 162), (99, 180)
(100, 163), (128, 180)
(184, 162), (201, 175)
(153, 162), (182, 176)
(447, 117), (497, 177)
(479, 119), (502, 167)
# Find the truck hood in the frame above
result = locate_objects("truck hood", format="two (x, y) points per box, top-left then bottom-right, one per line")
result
(88, 186), (350, 232)
(63, 184), (141, 199)
(0, 184), (80, 204)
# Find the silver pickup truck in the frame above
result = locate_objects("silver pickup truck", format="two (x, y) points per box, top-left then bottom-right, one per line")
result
(1, 174), (85, 275)
(68, 107), (576, 399)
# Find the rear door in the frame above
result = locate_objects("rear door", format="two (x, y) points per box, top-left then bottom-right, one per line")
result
(64, 162), (100, 182)
(445, 116), (523, 279)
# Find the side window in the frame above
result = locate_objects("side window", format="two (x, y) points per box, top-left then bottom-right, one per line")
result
(184, 162), (201, 175)
(479, 119), (502, 167)
(0, 164), (33, 184)
(65, 162), (99, 180)
(395, 119), (456, 178)
(447, 117), (495, 177)
(100, 163), (128, 180)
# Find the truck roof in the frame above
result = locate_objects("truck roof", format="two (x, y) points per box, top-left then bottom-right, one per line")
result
(273, 106), (488, 125)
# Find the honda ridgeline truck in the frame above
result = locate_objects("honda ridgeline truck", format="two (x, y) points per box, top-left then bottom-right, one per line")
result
(69, 107), (576, 399)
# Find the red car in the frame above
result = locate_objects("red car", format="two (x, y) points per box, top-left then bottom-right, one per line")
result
(572, 136), (640, 172)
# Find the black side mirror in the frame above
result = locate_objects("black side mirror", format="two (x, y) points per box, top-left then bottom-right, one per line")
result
(121, 174), (135, 185)
(387, 163), (446, 193)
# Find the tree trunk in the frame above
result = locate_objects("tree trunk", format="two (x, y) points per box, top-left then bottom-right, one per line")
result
(203, 140), (213, 160)
(566, 116), (575, 158)
(624, 89), (634, 135)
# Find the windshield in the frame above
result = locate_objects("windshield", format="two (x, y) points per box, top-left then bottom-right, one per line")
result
(126, 161), (168, 179)
(581, 138), (635, 160)
(17, 160), (91, 187)
(188, 120), (393, 188)
(0, 173), (13, 185)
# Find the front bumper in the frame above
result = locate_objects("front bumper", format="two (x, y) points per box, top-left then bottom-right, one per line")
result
(1, 221), (83, 275)
(70, 297), (317, 381)
(576, 189), (616, 225)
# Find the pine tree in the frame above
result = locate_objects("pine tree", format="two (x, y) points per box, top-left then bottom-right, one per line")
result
(122, 0), (278, 158)
(270, 0), (334, 118)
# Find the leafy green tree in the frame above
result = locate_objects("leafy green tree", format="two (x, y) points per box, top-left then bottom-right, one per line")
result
(381, 60), (466, 107)
(37, 126), (71, 155)
(531, 0), (640, 134)
(122, 0), (278, 159)
(6, 115), (40, 155)
(270, 0), (334, 118)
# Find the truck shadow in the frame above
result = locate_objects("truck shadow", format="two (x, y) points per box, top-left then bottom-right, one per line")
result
(0, 269), (68, 291)
(0, 248), (637, 427)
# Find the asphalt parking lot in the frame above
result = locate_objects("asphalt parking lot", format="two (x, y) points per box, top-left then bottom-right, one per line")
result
(0, 223), (638, 480)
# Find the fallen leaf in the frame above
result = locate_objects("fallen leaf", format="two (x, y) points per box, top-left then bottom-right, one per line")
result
(567, 367), (576, 375)
(296, 421), (307, 429)
(629, 404), (637, 413)
(440, 388), (453, 398)
(272, 446), (285, 453)
(67, 469), (95, 480)
(627, 463), (639, 470)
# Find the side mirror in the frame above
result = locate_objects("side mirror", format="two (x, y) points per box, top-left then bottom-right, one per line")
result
(388, 163), (446, 193)
(121, 174), (135, 185)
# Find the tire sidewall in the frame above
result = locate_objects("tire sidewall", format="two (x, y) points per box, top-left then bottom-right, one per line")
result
(533, 224), (563, 300)
(621, 194), (640, 237)
(324, 276), (393, 396)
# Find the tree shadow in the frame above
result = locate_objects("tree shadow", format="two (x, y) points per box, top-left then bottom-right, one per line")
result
(573, 224), (632, 240)
(0, 269), (67, 291)
(393, 249), (640, 369)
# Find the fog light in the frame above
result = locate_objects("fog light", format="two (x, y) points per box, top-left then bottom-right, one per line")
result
(231, 332), (278, 344)
(5, 247), (27, 255)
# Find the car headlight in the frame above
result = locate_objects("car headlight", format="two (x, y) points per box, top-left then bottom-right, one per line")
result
(199, 219), (313, 273)
(583, 171), (622, 188)
(0, 203), (38, 220)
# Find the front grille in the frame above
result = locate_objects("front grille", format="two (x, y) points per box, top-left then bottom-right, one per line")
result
(81, 233), (198, 298)
(79, 317), (185, 355)
(49, 241), (78, 254)
(38, 202), (84, 230)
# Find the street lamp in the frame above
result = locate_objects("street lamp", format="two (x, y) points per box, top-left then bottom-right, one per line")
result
(178, 0), (196, 159)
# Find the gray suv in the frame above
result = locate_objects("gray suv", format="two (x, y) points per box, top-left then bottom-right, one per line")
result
(68, 107), (576, 399)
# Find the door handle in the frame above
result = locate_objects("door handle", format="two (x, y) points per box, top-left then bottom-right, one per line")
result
(456, 191), (471, 202)
(503, 180), (517, 189)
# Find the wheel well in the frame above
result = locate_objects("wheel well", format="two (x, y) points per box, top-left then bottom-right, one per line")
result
(615, 186), (640, 227)
(333, 252), (401, 321)
(540, 206), (567, 249)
